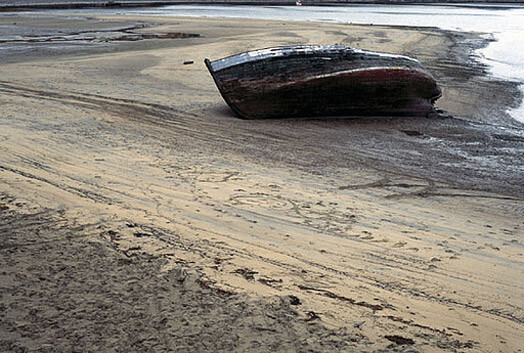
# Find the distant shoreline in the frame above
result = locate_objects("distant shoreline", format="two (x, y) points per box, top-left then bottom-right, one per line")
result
(2, 0), (523, 12)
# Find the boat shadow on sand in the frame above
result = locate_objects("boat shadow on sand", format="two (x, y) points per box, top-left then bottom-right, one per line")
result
(211, 103), (453, 122)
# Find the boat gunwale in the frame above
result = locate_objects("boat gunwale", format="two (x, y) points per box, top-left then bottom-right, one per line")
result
(207, 45), (424, 73)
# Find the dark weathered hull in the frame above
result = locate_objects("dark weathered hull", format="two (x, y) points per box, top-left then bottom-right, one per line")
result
(205, 45), (441, 119)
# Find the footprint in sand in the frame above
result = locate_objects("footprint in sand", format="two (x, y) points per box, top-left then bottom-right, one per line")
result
(392, 241), (407, 248)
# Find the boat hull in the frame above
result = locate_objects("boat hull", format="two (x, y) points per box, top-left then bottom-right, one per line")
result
(205, 45), (441, 119)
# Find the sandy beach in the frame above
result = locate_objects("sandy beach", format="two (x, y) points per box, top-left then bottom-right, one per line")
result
(0, 11), (523, 353)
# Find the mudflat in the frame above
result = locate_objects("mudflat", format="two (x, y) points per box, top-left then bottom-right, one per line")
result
(0, 12), (523, 353)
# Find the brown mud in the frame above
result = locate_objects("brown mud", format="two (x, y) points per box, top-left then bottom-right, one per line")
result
(0, 13), (523, 353)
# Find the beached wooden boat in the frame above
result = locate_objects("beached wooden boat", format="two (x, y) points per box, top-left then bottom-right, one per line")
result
(205, 45), (441, 119)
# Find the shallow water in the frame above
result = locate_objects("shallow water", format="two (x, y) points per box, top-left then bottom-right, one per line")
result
(80, 3), (524, 124)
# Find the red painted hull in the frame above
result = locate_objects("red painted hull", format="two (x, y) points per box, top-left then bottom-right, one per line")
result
(206, 45), (441, 119)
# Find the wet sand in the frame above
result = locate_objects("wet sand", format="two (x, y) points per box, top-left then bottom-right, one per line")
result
(0, 13), (523, 353)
